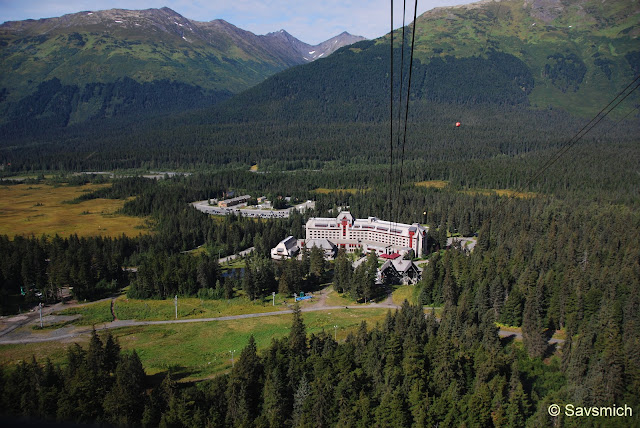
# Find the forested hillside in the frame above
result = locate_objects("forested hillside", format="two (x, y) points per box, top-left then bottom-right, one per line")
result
(1, 148), (639, 425)
(1, 0), (637, 175)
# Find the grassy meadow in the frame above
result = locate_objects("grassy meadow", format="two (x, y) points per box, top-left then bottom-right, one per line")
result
(414, 181), (536, 199)
(118, 308), (390, 380)
(391, 285), (419, 306)
(0, 183), (150, 237)
(113, 295), (289, 321)
(462, 188), (538, 199)
(312, 188), (369, 194)
(0, 307), (390, 381)
(57, 293), (291, 325)
(58, 300), (115, 325)
(415, 180), (449, 189)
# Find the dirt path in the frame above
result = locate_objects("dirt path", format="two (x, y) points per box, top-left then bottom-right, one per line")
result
(110, 298), (118, 321)
(307, 286), (331, 309)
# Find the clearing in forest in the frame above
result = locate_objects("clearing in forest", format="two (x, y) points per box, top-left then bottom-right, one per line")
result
(415, 180), (449, 189)
(312, 187), (369, 194)
(415, 181), (537, 199)
(463, 188), (537, 199)
(0, 183), (150, 237)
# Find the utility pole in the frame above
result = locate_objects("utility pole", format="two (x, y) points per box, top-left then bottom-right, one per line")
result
(229, 350), (236, 368)
(174, 295), (178, 319)
(39, 303), (43, 328)
(272, 291), (276, 306)
(334, 325), (338, 341)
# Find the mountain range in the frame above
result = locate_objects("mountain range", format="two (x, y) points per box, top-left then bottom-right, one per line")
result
(0, 7), (364, 128)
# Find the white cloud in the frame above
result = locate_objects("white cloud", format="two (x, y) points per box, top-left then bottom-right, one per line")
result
(0, 0), (476, 44)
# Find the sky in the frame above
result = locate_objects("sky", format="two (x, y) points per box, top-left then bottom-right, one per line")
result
(0, 0), (476, 45)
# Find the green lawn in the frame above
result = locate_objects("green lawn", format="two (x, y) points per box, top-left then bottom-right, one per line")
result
(324, 289), (356, 307)
(392, 285), (419, 305)
(220, 258), (247, 271)
(58, 300), (114, 325)
(0, 341), (72, 368)
(113, 295), (289, 321)
(56, 293), (293, 325)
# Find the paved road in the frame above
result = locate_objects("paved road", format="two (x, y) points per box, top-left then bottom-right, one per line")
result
(0, 295), (116, 341)
(219, 247), (255, 264)
(0, 304), (384, 345)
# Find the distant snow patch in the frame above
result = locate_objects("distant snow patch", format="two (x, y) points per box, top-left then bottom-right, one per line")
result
(115, 20), (123, 23)
(87, 12), (93, 15)
(309, 51), (315, 54)
(318, 53), (324, 57)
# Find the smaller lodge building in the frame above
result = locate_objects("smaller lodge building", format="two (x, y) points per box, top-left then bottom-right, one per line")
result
(379, 259), (422, 285)
(218, 195), (251, 208)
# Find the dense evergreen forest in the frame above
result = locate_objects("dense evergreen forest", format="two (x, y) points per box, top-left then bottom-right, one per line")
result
(0, 77), (233, 138)
(0, 154), (638, 428)
(1, 160), (638, 426)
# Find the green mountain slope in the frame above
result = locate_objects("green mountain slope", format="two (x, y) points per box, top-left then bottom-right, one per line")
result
(411, 0), (640, 115)
(215, 0), (639, 121)
(0, 8), (287, 99)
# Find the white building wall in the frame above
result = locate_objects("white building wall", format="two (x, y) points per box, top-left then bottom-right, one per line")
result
(305, 212), (428, 256)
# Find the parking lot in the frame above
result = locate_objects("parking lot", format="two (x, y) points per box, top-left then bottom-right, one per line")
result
(191, 200), (315, 218)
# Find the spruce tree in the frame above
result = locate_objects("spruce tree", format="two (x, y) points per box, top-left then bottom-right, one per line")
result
(309, 245), (325, 279)
(333, 249), (351, 293)
(103, 332), (121, 374)
(103, 351), (146, 426)
(226, 335), (264, 427)
(292, 375), (311, 427)
(289, 304), (307, 358)
(522, 289), (548, 359)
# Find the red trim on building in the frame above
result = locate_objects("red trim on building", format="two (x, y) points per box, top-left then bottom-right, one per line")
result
(380, 253), (401, 260)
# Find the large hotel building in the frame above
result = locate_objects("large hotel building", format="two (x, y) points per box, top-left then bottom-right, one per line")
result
(305, 212), (428, 257)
